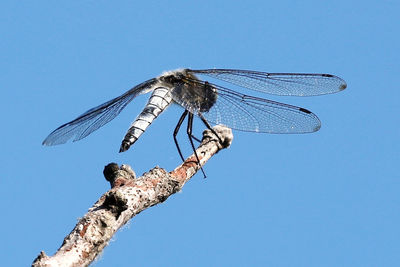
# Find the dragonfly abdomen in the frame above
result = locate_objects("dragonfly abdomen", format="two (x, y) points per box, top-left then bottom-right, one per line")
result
(119, 87), (173, 152)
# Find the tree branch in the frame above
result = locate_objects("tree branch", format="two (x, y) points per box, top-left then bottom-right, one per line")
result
(33, 125), (233, 267)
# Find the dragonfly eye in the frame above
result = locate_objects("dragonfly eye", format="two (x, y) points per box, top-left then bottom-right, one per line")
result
(161, 74), (184, 85)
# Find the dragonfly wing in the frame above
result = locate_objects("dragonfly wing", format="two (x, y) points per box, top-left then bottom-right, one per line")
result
(205, 84), (320, 133)
(189, 69), (346, 96)
(42, 78), (158, 145)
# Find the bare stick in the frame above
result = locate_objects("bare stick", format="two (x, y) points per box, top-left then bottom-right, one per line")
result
(33, 125), (233, 267)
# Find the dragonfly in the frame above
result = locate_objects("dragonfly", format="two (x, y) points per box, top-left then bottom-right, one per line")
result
(43, 68), (346, 174)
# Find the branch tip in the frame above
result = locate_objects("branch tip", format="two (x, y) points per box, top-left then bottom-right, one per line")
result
(203, 125), (233, 149)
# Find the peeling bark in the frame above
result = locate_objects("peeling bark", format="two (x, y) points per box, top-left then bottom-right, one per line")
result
(33, 125), (233, 267)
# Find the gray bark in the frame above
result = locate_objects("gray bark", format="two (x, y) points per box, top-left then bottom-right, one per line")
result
(33, 125), (233, 267)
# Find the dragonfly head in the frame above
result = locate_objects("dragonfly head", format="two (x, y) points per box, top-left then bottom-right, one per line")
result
(159, 69), (196, 86)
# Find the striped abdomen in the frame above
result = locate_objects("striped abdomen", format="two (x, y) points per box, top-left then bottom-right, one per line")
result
(119, 87), (173, 152)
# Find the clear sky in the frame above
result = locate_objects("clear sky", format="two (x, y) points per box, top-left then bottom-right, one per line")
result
(1, 1), (399, 266)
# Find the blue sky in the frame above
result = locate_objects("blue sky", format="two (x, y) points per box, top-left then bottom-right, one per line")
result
(1, 1), (399, 266)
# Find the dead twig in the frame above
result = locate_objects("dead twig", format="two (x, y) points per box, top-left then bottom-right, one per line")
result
(33, 125), (233, 267)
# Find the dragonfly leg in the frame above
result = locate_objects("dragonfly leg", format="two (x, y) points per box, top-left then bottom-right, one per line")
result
(190, 134), (202, 143)
(197, 113), (223, 144)
(187, 113), (207, 178)
(173, 110), (189, 162)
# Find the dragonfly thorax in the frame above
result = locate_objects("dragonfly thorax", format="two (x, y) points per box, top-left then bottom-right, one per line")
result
(160, 70), (218, 113)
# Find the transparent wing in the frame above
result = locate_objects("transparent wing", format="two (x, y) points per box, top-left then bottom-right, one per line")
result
(171, 80), (321, 134)
(42, 78), (157, 146)
(189, 69), (346, 96)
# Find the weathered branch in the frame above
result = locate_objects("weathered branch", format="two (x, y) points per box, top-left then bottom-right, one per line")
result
(33, 125), (233, 267)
